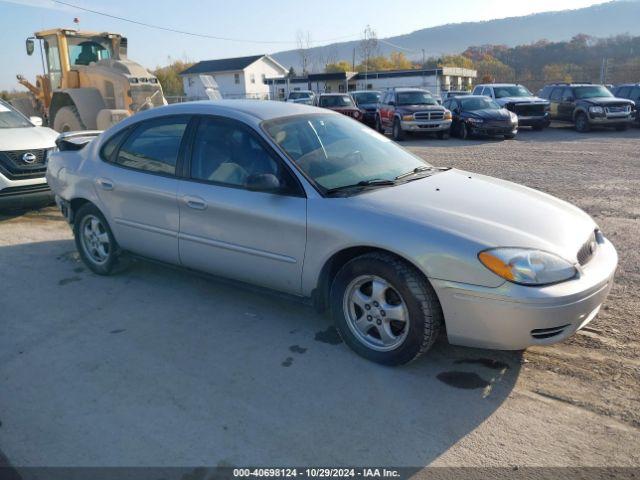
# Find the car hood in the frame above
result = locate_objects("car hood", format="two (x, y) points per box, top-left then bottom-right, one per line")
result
(495, 96), (548, 105)
(357, 102), (379, 111)
(0, 126), (58, 150)
(582, 97), (634, 106)
(397, 105), (442, 113)
(465, 109), (512, 121)
(349, 169), (596, 262)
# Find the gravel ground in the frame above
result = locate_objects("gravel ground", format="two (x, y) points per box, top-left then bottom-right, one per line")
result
(405, 123), (640, 428)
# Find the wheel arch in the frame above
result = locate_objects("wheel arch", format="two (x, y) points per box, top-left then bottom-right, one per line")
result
(572, 107), (589, 122)
(51, 88), (106, 130)
(311, 245), (436, 313)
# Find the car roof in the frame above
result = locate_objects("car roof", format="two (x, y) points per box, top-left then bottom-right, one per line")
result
(319, 93), (351, 96)
(116, 100), (329, 125)
(476, 83), (521, 88)
(351, 90), (381, 94)
(392, 87), (429, 92)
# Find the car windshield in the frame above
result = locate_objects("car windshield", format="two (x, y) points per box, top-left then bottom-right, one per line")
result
(352, 92), (381, 104)
(493, 85), (532, 98)
(460, 97), (501, 111)
(289, 92), (311, 99)
(0, 102), (32, 128)
(396, 91), (436, 106)
(319, 96), (354, 108)
(263, 113), (431, 192)
(574, 86), (613, 99)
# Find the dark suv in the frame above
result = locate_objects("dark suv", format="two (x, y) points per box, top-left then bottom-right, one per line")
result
(376, 88), (451, 140)
(611, 83), (640, 126)
(539, 83), (634, 132)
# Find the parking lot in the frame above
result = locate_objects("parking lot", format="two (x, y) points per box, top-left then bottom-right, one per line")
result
(1, 124), (639, 469)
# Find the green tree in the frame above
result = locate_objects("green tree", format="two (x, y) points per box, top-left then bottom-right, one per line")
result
(325, 61), (352, 73)
(153, 59), (194, 97)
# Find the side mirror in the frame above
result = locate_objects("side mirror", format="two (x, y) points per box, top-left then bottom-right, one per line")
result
(29, 116), (43, 126)
(246, 173), (281, 192)
(26, 38), (35, 56)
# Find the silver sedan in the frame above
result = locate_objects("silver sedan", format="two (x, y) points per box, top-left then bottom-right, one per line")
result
(47, 100), (618, 365)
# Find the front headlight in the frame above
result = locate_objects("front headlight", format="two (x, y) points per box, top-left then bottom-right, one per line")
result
(444, 110), (452, 120)
(589, 106), (604, 114)
(478, 248), (577, 286)
(402, 114), (414, 121)
(509, 111), (518, 123)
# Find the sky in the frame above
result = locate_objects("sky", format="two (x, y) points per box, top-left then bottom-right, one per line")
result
(0, 0), (608, 91)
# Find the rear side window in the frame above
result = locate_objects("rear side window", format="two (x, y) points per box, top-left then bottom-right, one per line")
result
(550, 88), (563, 102)
(100, 128), (129, 162)
(115, 116), (189, 175)
(616, 87), (631, 98)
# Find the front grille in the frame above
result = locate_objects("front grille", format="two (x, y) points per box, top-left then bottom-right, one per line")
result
(531, 324), (570, 339)
(605, 105), (630, 117)
(0, 183), (50, 197)
(513, 103), (546, 116)
(0, 149), (48, 180)
(414, 110), (444, 121)
(577, 230), (598, 266)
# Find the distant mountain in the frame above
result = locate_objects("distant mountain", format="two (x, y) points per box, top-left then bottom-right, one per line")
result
(272, 1), (640, 71)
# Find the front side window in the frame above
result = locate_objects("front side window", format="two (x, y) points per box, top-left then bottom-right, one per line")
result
(615, 87), (631, 98)
(481, 87), (493, 97)
(43, 39), (62, 89)
(460, 97), (500, 111)
(263, 113), (431, 192)
(319, 95), (354, 108)
(0, 101), (32, 129)
(115, 116), (189, 175)
(574, 86), (613, 99)
(396, 91), (436, 106)
(631, 87), (640, 101)
(191, 117), (297, 193)
(550, 88), (563, 102)
(493, 85), (532, 98)
(561, 88), (574, 101)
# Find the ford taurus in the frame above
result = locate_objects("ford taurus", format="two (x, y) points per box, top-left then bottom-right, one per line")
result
(46, 101), (618, 365)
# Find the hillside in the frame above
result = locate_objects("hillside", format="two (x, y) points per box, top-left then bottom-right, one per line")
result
(272, 1), (640, 71)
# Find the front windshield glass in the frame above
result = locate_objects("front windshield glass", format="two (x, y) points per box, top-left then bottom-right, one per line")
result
(574, 86), (613, 99)
(67, 36), (113, 66)
(396, 91), (436, 106)
(0, 101), (32, 129)
(493, 85), (532, 98)
(289, 92), (311, 99)
(263, 113), (430, 191)
(352, 92), (381, 104)
(461, 97), (501, 111)
(319, 95), (354, 108)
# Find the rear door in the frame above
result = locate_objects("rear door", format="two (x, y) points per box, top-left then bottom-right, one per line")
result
(548, 87), (563, 119)
(95, 115), (190, 264)
(177, 116), (307, 295)
(559, 87), (575, 120)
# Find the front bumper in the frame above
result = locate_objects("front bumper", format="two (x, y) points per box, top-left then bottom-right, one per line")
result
(431, 238), (618, 350)
(588, 113), (634, 126)
(401, 119), (452, 132)
(517, 113), (550, 127)
(469, 124), (518, 136)
(0, 171), (53, 209)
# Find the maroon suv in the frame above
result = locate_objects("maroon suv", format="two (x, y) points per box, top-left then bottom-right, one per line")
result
(317, 94), (363, 121)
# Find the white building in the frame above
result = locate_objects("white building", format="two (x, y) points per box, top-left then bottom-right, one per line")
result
(180, 54), (288, 100)
(265, 67), (477, 99)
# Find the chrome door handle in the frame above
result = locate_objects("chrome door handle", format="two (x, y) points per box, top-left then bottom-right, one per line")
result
(183, 196), (206, 210)
(97, 178), (114, 190)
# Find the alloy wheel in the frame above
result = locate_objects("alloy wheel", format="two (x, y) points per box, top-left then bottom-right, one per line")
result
(80, 214), (111, 265)
(343, 275), (410, 352)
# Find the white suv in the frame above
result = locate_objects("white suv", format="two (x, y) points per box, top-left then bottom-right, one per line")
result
(0, 99), (59, 208)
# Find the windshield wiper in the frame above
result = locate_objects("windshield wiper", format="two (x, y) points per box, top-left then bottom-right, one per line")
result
(325, 178), (397, 196)
(395, 166), (434, 180)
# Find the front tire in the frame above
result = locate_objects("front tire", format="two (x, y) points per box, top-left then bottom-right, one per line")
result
(437, 130), (450, 140)
(330, 253), (442, 366)
(458, 122), (469, 139)
(375, 115), (385, 134)
(575, 112), (591, 133)
(392, 118), (405, 141)
(53, 105), (85, 132)
(73, 203), (120, 275)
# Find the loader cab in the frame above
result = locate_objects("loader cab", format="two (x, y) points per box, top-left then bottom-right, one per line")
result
(29, 29), (120, 90)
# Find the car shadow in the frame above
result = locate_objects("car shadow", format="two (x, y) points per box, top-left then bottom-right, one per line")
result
(1, 239), (522, 469)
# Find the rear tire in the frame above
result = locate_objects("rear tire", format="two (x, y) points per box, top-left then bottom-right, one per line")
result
(73, 203), (120, 275)
(53, 105), (85, 133)
(575, 112), (590, 133)
(330, 252), (442, 366)
(392, 118), (405, 141)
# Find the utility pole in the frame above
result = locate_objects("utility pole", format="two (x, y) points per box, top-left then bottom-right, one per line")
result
(422, 49), (426, 87)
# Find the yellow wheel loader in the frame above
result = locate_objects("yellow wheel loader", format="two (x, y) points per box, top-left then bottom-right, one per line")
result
(17, 28), (166, 132)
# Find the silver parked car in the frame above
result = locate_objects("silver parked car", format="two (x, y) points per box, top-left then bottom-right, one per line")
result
(47, 101), (618, 365)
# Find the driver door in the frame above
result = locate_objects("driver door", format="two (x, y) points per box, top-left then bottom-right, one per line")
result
(177, 116), (307, 295)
